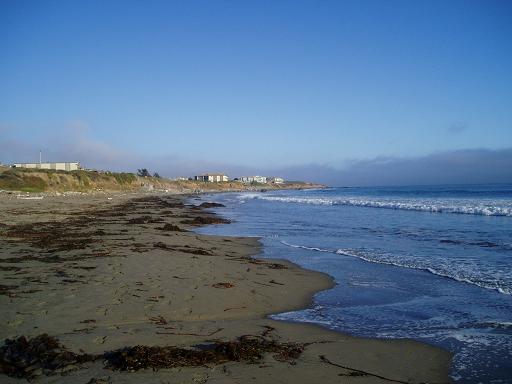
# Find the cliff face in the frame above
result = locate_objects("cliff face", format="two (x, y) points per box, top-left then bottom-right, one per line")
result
(0, 168), (324, 193)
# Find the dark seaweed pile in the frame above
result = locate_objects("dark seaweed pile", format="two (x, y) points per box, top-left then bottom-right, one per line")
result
(181, 216), (231, 225)
(198, 202), (226, 208)
(0, 334), (96, 379)
(0, 334), (304, 378)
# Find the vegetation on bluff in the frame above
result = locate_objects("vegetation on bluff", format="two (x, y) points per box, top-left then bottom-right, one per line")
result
(0, 166), (322, 193)
(0, 168), (139, 192)
(0, 169), (47, 192)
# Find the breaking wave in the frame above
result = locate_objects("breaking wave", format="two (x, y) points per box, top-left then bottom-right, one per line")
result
(245, 195), (512, 217)
(281, 241), (512, 295)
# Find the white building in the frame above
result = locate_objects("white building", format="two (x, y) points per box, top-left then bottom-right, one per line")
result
(13, 162), (81, 171)
(194, 173), (229, 182)
(239, 175), (267, 184)
(268, 177), (284, 184)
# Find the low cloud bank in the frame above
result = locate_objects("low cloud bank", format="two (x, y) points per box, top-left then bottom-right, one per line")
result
(299, 149), (512, 186)
(1, 128), (510, 186)
(0, 129), (258, 178)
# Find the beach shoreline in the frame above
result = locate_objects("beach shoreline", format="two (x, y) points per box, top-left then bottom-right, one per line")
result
(0, 191), (452, 383)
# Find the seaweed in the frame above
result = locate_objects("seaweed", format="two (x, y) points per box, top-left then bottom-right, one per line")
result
(245, 259), (288, 270)
(266, 263), (287, 270)
(212, 282), (234, 289)
(181, 216), (231, 225)
(0, 334), (96, 379)
(153, 243), (213, 256)
(3, 222), (97, 252)
(0, 284), (18, 296)
(157, 223), (185, 232)
(0, 334), (304, 378)
(127, 216), (164, 225)
(0, 265), (21, 272)
(198, 202), (225, 208)
(153, 242), (171, 250)
(179, 248), (212, 256)
(0, 194), (233, 301)
(104, 335), (303, 371)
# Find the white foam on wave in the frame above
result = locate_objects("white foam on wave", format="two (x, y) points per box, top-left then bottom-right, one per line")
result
(245, 195), (512, 217)
(281, 241), (332, 253)
(473, 321), (512, 330)
(280, 241), (512, 295)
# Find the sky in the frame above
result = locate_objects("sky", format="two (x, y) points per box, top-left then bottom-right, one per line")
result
(1, 0), (511, 185)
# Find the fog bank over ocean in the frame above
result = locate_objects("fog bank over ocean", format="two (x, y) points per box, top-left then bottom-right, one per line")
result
(273, 148), (512, 186)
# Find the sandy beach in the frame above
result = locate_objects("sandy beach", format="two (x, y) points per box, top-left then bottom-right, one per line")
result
(0, 191), (452, 383)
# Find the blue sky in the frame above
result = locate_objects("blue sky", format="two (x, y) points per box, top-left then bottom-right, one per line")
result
(1, 0), (511, 184)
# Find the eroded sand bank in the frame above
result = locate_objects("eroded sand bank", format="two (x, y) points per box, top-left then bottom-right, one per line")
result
(0, 192), (452, 383)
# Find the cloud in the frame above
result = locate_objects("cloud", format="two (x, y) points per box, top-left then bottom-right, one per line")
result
(0, 124), (251, 176)
(0, 123), (131, 169)
(0, 123), (18, 136)
(301, 148), (512, 186)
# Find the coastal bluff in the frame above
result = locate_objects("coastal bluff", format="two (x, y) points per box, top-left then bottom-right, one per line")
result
(0, 166), (323, 194)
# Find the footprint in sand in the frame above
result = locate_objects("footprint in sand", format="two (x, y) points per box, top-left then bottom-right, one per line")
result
(96, 307), (108, 316)
(7, 317), (24, 327)
(93, 335), (108, 344)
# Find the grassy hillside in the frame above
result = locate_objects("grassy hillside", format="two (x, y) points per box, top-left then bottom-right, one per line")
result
(0, 168), (139, 192)
(0, 167), (323, 193)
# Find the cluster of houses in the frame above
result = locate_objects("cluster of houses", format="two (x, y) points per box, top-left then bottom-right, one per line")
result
(193, 173), (229, 182)
(237, 175), (285, 184)
(191, 173), (284, 184)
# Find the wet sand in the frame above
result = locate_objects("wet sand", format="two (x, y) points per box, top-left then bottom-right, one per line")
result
(0, 192), (452, 383)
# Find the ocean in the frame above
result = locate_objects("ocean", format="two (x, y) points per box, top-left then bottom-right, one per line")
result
(193, 184), (512, 383)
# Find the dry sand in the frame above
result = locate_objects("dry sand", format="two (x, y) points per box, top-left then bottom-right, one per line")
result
(0, 191), (452, 383)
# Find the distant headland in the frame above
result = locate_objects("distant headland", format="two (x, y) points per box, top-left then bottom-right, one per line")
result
(0, 162), (324, 194)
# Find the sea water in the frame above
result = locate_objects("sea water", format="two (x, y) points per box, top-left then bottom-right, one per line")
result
(193, 184), (512, 383)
